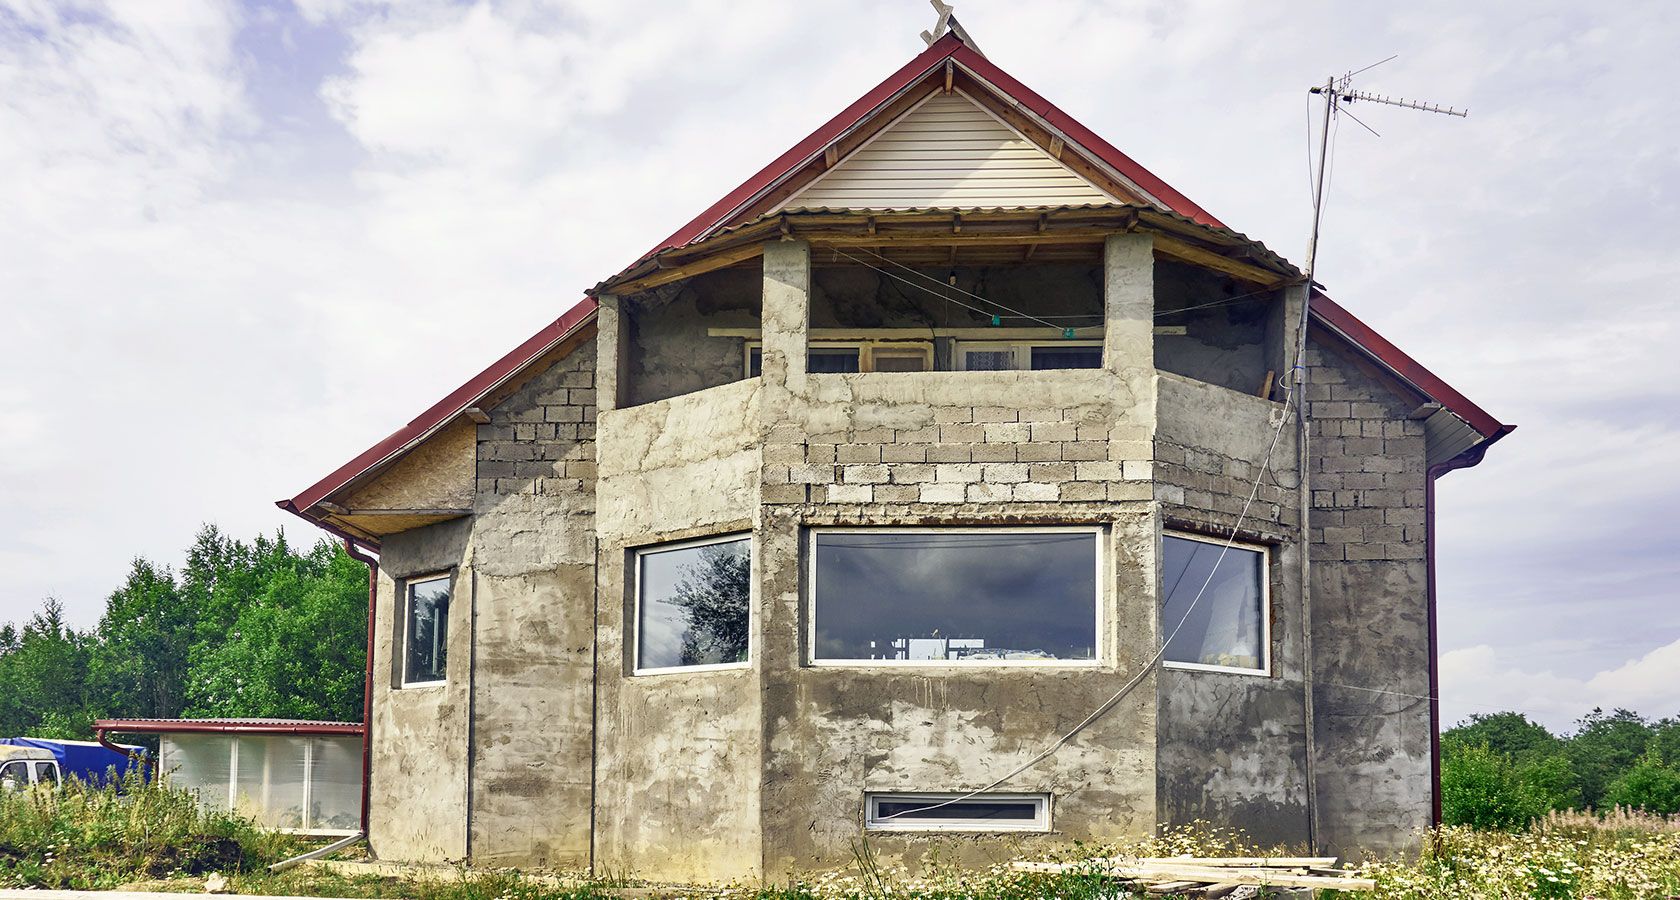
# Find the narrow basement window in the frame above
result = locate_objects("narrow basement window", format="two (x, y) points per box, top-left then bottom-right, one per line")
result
(635, 534), (752, 673)
(865, 793), (1050, 832)
(811, 528), (1099, 664)
(403, 574), (451, 686)
(1161, 533), (1269, 674)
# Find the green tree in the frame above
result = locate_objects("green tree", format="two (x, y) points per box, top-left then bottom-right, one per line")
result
(1443, 712), (1561, 766)
(0, 600), (94, 736)
(1566, 707), (1655, 808)
(1651, 716), (1680, 766)
(88, 558), (192, 721)
(183, 539), (369, 721)
(1440, 741), (1551, 830)
(670, 541), (750, 666)
(1603, 748), (1680, 814)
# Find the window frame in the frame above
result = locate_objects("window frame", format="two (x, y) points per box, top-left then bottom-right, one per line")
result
(864, 791), (1052, 833)
(953, 340), (1104, 371)
(745, 340), (933, 376)
(1159, 531), (1272, 677)
(807, 526), (1104, 668)
(632, 532), (755, 677)
(401, 571), (454, 689)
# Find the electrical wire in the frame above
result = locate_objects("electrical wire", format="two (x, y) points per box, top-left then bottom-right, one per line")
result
(877, 379), (1300, 822)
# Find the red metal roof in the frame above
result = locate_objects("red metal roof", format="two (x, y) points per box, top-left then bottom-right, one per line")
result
(95, 718), (365, 736)
(1310, 290), (1509, 440)
(643, 32), (1223, 266)
(277, 299), (597, 521)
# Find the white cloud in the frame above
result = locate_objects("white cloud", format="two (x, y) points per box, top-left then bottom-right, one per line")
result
(1441, 639), (1680, 733)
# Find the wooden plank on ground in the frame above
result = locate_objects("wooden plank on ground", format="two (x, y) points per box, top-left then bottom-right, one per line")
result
(1131, 857), (1339, 868)
(1009, 861), (1375, 891)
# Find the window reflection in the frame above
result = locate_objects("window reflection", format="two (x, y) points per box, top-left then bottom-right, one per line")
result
(405, 575), (450, 684)
(637, 536), (751, 671)
(1161, 534), (1266, 671)
(813, 530), (1098, 662)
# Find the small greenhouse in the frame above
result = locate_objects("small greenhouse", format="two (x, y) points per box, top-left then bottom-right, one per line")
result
(96, 718), (363, 836)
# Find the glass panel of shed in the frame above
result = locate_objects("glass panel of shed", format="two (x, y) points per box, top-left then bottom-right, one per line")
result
(161, 733), (360, 834)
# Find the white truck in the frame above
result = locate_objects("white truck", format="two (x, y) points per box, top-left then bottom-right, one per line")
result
(0, 743), (61, 790)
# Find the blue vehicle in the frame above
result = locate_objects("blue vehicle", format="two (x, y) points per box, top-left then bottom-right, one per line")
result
(0, 738), (147, 789)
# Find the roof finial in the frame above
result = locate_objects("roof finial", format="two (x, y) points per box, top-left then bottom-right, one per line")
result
(919, 1), (985, 57)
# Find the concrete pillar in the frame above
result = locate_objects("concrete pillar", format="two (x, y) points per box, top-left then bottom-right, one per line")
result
(1103, 233), (1155, 374)
(594, 294), (623, 412)
(760, 240), (811, 394)
(1270, 282), (1310, 397)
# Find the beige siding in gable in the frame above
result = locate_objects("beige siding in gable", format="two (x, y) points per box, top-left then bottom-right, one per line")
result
(781, 92), (1116, 210)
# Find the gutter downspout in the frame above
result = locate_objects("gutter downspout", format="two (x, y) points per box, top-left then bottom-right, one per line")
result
(94, 728), (155, 784)
(344, 538), (380, 838)
(1424, 427), (1511, 826)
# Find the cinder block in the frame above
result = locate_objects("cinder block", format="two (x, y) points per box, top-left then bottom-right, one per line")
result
(972, 406), (1016, 423)
(982, 423), (1031, 443)
(881, 444), (927, 463)
(824, 484), (873, 504)
(1062, 441), (1107, 461)
(762, 442), (806, 465)
(837, 444), (882, 464)
(842, 464), (890, 484)
(897, 426), (941, 444)
(1018, 442), (1061, 461)
(934, 463), (983, 483)
(934, 407), (974, 424)
(967, 482), (1013, 502)
(1030, 422), (1078, 442)
(1122, 459), (1153, 481)
(919, 483), (966, 503)
(1014, 482), (1060, 501)
(789, 464), (836, 485)
(1074, 461), (1123, 481)
(890, 464), (935, 484)
(1015, 407), (1064, 423)
(1107, 482), (1152, 502)
(926, 445), (972, 463)
(874, 485), (920, 503)
(970, 443), (1017, 462)
(807, 444), (837, 465)
(760, 483), (808, 505)
(939, 423), (984, 442)
(1028, 462), (1075, 482)
(1061, 482), (1106, 502)
(982, 463), (1028, 483)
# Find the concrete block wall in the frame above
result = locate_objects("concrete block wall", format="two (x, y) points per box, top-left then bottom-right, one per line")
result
(1152, 372), (1309, 847)
(1303, 339), (1433, 859)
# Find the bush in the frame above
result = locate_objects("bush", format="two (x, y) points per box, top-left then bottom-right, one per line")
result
(0, 770), (299, 888)
(1605, 749), (1680, 816)
(1442, 742), (1553, 831)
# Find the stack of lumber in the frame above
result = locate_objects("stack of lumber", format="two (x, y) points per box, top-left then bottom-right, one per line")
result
(1012, 856), (1377, 894)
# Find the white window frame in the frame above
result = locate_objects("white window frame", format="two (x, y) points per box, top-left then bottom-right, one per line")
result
(745, 340), (933, 375)
(808, 526), (1104, 668)
(401, 572), (452, 688)
(953, 340), (1104, 371)
(1160, 531), (1272, 677)
(633, 532), (754, 676)
(864, 792), (1051, 833)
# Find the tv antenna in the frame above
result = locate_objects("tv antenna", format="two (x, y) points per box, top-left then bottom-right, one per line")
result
(1299, 55), (1467, 306)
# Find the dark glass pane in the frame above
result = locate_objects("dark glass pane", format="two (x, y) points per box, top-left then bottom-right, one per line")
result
(808, 349), (861, 373)
(405, 576), (450, 683)
(1161, 535), (1265, 669)
(814, 531), (1097, 661)
(877, 799), (1036, 820)
(748, 347), (762, 378)
(1030, 345), (1103, 370)
(873, 353), (926, 372)
(638, 537), (751, 669)
(34, 763), (57, 784)
(964, 350), (1015, 371)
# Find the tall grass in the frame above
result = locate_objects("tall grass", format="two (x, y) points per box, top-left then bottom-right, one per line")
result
(0, 771), (301, 888)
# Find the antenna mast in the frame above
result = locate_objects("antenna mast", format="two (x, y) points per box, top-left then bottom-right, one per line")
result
(1292, 57), (1465, 856)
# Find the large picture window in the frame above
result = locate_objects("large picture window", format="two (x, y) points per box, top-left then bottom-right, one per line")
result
(635, 534), (752, 673)
(403, 574), (451, 686)
(1161, 533), (1269, 674)
(811, 529), (1100, 665)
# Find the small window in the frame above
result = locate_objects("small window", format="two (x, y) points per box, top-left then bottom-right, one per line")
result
(746, 342), (929, 375)
(636, 534), (752, 673)
(0, 761), (29, 789)
(811, 529), (1100, 665)
(33, 762), (58, 785)
(868, 347), (930, 372)
(1161, 533), (1269, 674)
(866, 792), (1050, 832)
(404, 574), (451, 686)
(957, 341), (1103, 371)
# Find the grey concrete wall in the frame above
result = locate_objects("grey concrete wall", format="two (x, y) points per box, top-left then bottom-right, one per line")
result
(624, 268), (761, 406)
(370, 516), (474, 861)
(1155, 261), (1274, 396)
(1153, 373), (1308, 847)
(754, 236), (1162, 873)
(1304, 337), (1432, 859)
(809, 263), (1102, 330)
(464, 342), (599, 867)
(594, 377), (765, 882)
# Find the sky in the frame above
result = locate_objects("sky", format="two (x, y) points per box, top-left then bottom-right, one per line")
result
(1, 0), (1675, 734)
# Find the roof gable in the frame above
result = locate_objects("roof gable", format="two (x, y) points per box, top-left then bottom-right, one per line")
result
(779, 90), (1117, 211)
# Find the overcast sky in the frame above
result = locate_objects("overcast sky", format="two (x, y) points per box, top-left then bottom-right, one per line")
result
(2, 0), (1675, 734)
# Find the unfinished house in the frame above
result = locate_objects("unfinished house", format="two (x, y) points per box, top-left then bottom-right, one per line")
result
(279, 29), (1511, 881)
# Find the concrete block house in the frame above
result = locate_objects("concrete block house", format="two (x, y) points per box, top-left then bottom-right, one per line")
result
(280, 28), (1510, 881)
